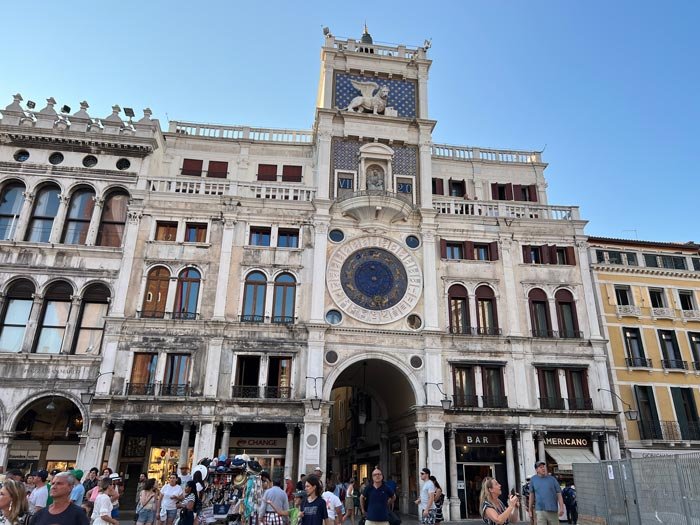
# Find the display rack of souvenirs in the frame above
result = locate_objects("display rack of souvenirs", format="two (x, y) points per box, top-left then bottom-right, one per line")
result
(194, 454), (265, 525)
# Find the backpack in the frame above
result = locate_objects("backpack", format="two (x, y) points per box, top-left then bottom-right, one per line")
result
(562, 488), (575, 507)
(339, 486), (346, 501)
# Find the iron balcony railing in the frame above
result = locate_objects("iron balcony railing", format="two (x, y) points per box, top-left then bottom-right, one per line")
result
(125, 382), (191, 397)
(638, 420), (664, 440)
(532, 329), (558, 338)
(271, 316), (295, 324)
(263, 386), (292, 399)
(662, 359), (688, 370)
(160, 383), (191, 397)
(482, 395), (508, 408)
(626, 357), (653, 368)
(452, 394), (479, 408)
(231, 385), (261, 398)
(567, 397), (594, 410)
(448, 326), (502, 336)
(560, 329), (584, 339)
(171, 311), (199, 320)
(540, 397), (566, 410)
(240, 314), (265, 323)
(694, 361), (700, 371)
(231, 385), (292, 399)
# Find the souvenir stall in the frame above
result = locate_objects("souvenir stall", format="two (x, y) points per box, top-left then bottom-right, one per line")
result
(194, 454), (266, 525)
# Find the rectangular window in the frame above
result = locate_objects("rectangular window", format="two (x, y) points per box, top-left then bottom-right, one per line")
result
(163, 354), (190, 395)
(155, 221), (178, 241)
(689, 333), (700, 368)
(184, 223), (207, 243)
(453, 366), (477, 407)
(679, 291), (695, 311)
(207, 161), (228, 178)
(73, 302), (108, 355)
(491, 183), (513, 201)
(645, 253), (688, 270)
(0, 298), (32, 353)
(659, 330), (684, 369)
(556, 248), (568, 265)
(482, 366), (506, 407)
(626, 252), (638, 266)
(449, 180), (466, 197)
(446, 242), (464, 260)
(623, 328), (647, 366)
(432, 178), (444, 195)
(608, 250), (623, 264)
(234, 355), (261, 398)
(615, 286), (632, 306)
(282, 165), (302, 183)
(181, 159), (203, 176)
(693, 258), (700, 271)
(249, 227), (271, 246)
(277, 229), (299, 248)
(129, 353), (158, 394)
(257, 164), (277, 181)
(537, 368), (563, 409)
(649, 288), (665, 308)
(635, 385), (662, 439)
(565, 369), (591, 410)
(671, 387), (700, 440)
(477, 298), (496, 333)
(529, 246), (542, 264)
(266, 357), (292, 398)
(449, 297), (469, 334)
(473, 244), (490, 261)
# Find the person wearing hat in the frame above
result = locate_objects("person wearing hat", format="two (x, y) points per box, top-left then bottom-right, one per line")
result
(28, 470), (49, 515)
(69, 470), (85, 504)
(528, 461), (564, 525)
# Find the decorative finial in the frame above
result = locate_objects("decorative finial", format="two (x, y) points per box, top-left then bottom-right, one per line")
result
(80, 101), (89, 110)
(112, 105), (121, 115)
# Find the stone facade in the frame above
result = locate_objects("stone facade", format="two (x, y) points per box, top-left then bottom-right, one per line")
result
(0, 30), (621, 520)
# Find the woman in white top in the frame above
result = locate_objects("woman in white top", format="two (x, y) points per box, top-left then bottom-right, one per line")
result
(320, 482), (343, 525)
(93, 478), (119, 525)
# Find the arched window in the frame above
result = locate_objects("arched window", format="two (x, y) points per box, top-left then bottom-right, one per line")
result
(97, 190), (129, 247)
(242, 271), (266, 322)
(272, 273), (296, 323)
(0, 182), (26, 240)
(0, 279), (35, 353)
(34, 281), (73, 353)
(61, 188), (95, 244)
(142, 267), (170, 318)
(475, 285), (499, 335)
(25, 185), (60, 242)
(73, 283), (110, 354)
(556, 289), (580, 338)
(529, 288), (552, 337)
(448, 284), (469, 334)
(173, 268), (201, 320)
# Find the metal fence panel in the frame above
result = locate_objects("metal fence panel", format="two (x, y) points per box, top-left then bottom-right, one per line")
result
(575, 462), (610, 522)
(631, 455), (689, 525)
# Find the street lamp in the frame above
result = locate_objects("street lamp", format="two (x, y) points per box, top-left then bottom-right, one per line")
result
(81, 372), (114, 405)
(425, 382), (452, 410)
(306, 376), (323, 411)
(598, 388), (638, 421)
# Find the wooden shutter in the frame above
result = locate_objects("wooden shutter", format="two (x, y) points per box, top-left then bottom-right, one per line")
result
(565, 246), (576, 265)
(522, 245), (531, 263)
(464, 241), (474, 260)
(512, 184), (522, 201)
(529, 184), (538, 202)
(540, 245), (550, 264)
(282, 165), (302, 182)
(257, 164), (277, 181)
(491, 183), (499, 200)
(440, 239), (447, 259)
(548, 245), (558, 264)
(504, 183), (514, 201)
(433, 178), (444, 195)
(182, 158), (203, 176)
(489, 241), (499, 261)
(207, 161), (228, 178)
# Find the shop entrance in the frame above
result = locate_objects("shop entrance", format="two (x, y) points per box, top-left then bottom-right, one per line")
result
(460, 464), (495, 518)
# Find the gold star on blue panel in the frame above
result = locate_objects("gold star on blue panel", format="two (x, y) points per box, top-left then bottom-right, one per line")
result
(335, 73), (417, 118)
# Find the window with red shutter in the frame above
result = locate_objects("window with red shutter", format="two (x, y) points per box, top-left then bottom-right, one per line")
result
(257, 164), (277, 181)
(529, 184), (538, 202)
(489, 241), (499, 261)
(207, 161), (228, 178)
(504, 183), (513, 201)
(282, 165), (302, 183)
(565, 246), (576, 265)
(182, 159), (203, 176)
(522, 245), (532, 263)
(464, 241), (474, 260)
(513, 184), (522, 201)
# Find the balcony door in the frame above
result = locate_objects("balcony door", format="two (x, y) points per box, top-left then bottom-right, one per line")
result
(634, 385), (661, 439)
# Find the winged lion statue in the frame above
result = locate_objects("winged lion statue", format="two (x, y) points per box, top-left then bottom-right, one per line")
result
(345, 80), (389, 114)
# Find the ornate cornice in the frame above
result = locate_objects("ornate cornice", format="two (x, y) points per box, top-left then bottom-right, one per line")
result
(592, 263), (700, 280)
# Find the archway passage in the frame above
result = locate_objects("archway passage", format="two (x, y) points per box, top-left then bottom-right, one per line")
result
(10, 396), (83, 472)
(327, 358), (418, 505)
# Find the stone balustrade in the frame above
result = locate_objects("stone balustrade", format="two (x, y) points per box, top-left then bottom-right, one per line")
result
(168, 121), (313, 143)
(432, 198), (579, 221)
(325, 36), (423, 59)
(147, 178), (315, 202)
(432, 143), (542, 164)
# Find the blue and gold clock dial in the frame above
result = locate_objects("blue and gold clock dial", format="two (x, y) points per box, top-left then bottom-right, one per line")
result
(340, 248), (408, 310)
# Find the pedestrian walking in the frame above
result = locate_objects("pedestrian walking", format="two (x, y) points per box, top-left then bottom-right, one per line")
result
(561, 483), (577, 525)
(415, 468), (435, 524)
(31, 472), (90, 525)
(527, 462), (564, 525)
(429, 477), (444, 525)
(479, 477), (519, 524)
(360, 468), (394, 525)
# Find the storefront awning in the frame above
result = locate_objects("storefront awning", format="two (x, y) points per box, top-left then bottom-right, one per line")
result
(546, 447), (599, 471)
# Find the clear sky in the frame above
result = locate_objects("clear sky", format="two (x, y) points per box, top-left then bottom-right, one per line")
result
(1, 1), (697, 243)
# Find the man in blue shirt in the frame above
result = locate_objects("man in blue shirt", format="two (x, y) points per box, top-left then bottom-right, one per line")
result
(528, 461), (564, 525)
(360, 468), (395, 525)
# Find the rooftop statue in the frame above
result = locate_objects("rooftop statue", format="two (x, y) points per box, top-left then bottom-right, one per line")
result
(346, 80), (389, 115)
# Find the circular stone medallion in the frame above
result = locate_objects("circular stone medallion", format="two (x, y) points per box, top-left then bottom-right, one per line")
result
(327, 236), (422, 324)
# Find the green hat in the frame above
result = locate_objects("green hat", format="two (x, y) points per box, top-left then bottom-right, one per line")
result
(72, 469), (84, 481)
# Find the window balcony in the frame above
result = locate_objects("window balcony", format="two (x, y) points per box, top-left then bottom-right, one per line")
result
(231, 385), (261, 398)
(662, 359), (688, 370)
(161, 383), (191, 397)
(638, 420), (664, 440)
(171, 311), (199, 320)
(482, 395), (508, 408)
(452, 394), (479, 408)
(694, 361), (700, 371)
(271, 316), (295, 324)
(626, 357), (653, 368)
(264, 386), (292, 399)
(126, 382), (158, 396)
(652, 307), (676, 319)
(240, 314), (265, 323)
(616, 305), (641, 317)
(539, 397), (565, 410)
(567, 397), (593, 410)
(448, 326), (502, 336)
(559, 329), (584, 339)
(140, 310), (167, 319)
(639, 420), (700, 441)
(532, 329), (558, 338)
(681, 310), (700, 321)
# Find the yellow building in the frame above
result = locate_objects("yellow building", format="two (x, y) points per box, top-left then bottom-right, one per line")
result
(589, 237), (700, 457)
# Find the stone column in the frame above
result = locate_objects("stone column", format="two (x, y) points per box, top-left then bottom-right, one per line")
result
(400, 434), (410, 514)
(309, 220), (330, 322)
(607, 432), (621, 460)
(59, 295), (83, 354)
(85, 196), (104, 246)
(603, 433), (611, 460)
(0, 431), (13, 470)
(319, 423), (328, 483)
(519, 431), (536, 485)
(213, 219), (236, 320)
(220, 423), (232, 458)
(107, 421), (124, 471)
(499, 240), (522, 335)
(425, 423), (447, 518)
(79, 419), (109, 470)
(21, 293), (44, 353)
(420, 228), (439, 330)
(180, 423), (193, 468)
(505, 432), (516, 495)
(13, 191), (35, 241)
(284, 424), (296, 480)
(48, 193), (70, 243)
(194, 422), (217, 461)
(576, 240), (602, 338)
(417, 67), (429, 119)
(417, 426), (427, 475)
(379, 421), (389, 475)
(203, 338), (224, 397)
(591, 434), (601, 460)
(297, 423), (305, 479)
(418, 139), (433, 210)
(110, 211), (142, 316)
(548, 298), (560, 334)
(536, 432), (546, 463)
(447, 427), (460, 521)
(314, 129), (332, 200)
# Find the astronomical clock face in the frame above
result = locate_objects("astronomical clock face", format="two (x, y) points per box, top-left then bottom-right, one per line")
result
(327, 236), (422, 324)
